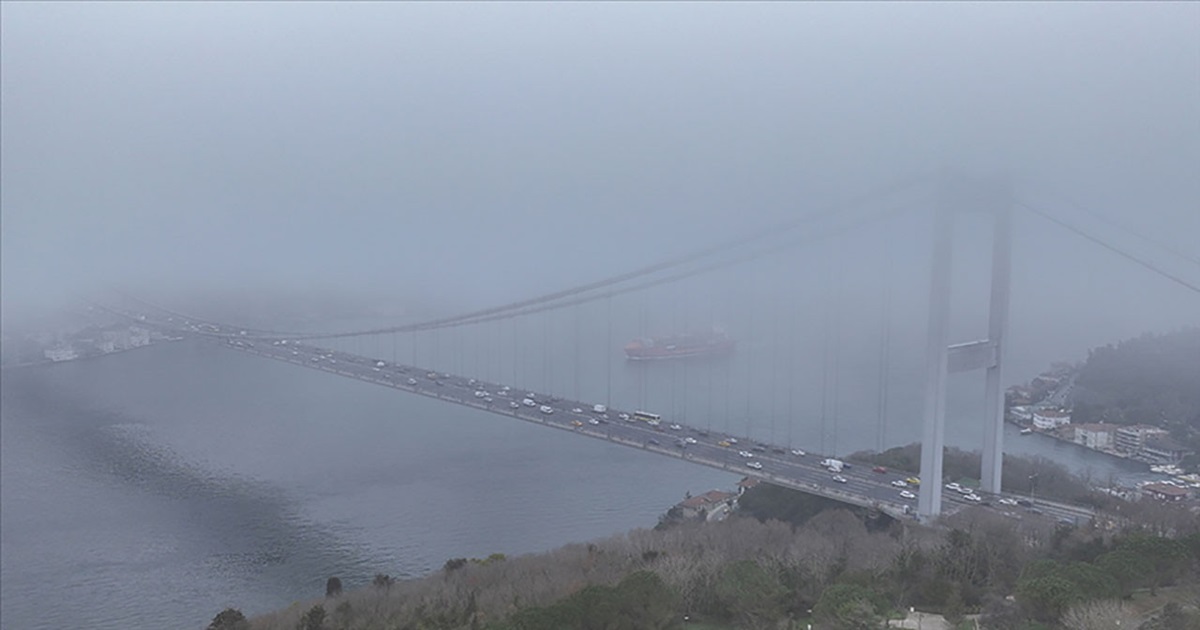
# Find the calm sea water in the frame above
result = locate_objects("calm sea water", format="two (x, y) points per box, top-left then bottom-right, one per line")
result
(1, 306), (1148, 629)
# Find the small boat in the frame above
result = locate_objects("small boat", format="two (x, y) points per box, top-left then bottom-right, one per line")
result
(1019, 427), (1033, 435)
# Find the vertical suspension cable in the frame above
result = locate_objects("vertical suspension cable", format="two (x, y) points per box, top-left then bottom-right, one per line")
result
(573, 303), (580, 402)
(787, 293), (796, 449)
(670, 282), (678, 421)
(830, 239), (841, 456)
(770, 281), (779, 444)
(876, 219), (893, 453)
(744, 264), (755, 439)
(820, 243), (831, 455)
(681, 278), (689, 424)
(724, 269), (733, 435)
(638, 293), (647, 409)
(543, 311), (550, 394)
(606, 295), (613, 406)
(706, 292), (715, 431)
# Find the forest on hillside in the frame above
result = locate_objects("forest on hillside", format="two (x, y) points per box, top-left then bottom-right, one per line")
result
(211, 481), (1200, 630)
(1072, 327), (1200, 466)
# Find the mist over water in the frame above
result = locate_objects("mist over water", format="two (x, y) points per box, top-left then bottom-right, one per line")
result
(3, 3), (1197, 629)
(2, 284), (1152, 629)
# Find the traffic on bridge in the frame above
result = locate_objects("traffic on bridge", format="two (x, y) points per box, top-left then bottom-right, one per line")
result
(158, 314), (1093, 526)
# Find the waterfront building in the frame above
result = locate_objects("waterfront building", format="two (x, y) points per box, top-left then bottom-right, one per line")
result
(1114, 424), (1168, 455)
(1142, 482), (1190, 502)
(676, 490), (737, 522)
(1032, 408), (1071, 431)
(1142, 435), (1195, 465)
(1071, 423), (1114, 450)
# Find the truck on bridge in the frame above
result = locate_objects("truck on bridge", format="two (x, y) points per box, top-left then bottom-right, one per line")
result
(821, 458), (845, 472)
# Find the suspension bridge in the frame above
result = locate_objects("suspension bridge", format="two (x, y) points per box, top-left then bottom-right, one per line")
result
(93, 173), (1199, 524)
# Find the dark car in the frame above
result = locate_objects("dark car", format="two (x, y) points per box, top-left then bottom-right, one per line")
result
(873, 466), (887, 474)
(648, 439), (661, 446)
(1016, 499), (1033, 508)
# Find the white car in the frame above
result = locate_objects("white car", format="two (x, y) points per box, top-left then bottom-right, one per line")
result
(619, 413), (630, 421)
(738, 450), (753, 458)
(891, 480), (908, 488)
(900, 490), (916, 499)
(669, 424), (682, 430)
(509, 401), (520, 409)
(523, 399), (537, 407)
(832, 475), (848, 484)
(588, 418), (600, 425)
(407, 378), (418, 385)
(727, 438), (738, 445)
(945, 482), (961, 492)
(539, 405), (554, 414)
(684, 437), (697, 444)
(474, 390), (487, 398)
(964, 494), (982, 502)
(791, 449), (806, 457)
(998, 498), (1018, 506)
(746, 461), (763, 470)
(572, 408), (583, 414)
(957, 486), (974, 495)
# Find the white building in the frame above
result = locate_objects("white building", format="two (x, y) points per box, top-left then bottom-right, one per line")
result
(1115, 424), (1168, 455)
(1009, 406), (1034, 422)
(1071, 423), (1114, 450)
(1032, 408), (1071, 431)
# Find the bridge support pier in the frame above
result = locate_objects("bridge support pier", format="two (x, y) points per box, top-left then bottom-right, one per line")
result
(917, 174), (1013, 521)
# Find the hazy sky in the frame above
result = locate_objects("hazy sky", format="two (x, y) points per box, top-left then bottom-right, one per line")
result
(2, 2), (1198, 348)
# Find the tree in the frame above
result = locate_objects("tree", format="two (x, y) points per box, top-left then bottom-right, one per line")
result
(813, 583), (882, 630)
(296, 605), (326, 630)
(207, 608), (250, 630)
(325, 576), (343, 598)
(495, 571), (679, 630)
(1095, 549), (1150, 598)
(1059, 599), (1134, 630)
(1117, 534), (1190, 596)
(942, 584), (965, 627)
(1016, 574), (1081, 622)
(979, 595), (1023, 630)
(712, 560), (787, 627)
(372, 573), (394, 589)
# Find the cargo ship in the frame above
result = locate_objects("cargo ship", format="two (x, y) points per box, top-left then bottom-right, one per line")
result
(624, 329), (735, 361)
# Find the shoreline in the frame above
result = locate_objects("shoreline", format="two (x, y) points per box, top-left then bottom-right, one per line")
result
(0, 339), (181, 372)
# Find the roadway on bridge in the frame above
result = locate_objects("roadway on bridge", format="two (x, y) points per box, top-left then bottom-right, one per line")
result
(110, 309), (1096, 525)
(214, 334), (1092, 526)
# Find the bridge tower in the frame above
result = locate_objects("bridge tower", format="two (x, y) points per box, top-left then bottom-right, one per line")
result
(917, 174), (1013, 521)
